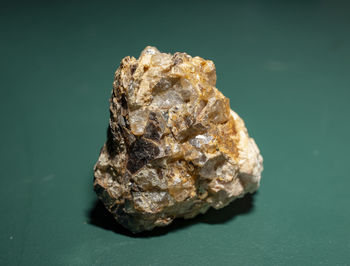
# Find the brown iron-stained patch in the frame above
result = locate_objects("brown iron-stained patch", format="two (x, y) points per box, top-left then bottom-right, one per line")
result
(126, 137), (160, 174)
(144, 122), (161, 142)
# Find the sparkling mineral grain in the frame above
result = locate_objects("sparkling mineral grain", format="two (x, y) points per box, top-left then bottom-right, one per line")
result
(94, 46), (263, 233)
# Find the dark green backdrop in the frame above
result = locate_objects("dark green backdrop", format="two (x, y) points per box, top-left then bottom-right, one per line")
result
(1, 0), (349, 265)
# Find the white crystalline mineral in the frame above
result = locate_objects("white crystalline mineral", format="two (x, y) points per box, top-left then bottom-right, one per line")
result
(94, 46), (263, 233)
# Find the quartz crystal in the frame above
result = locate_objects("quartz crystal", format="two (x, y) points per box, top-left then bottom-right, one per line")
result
(94, 46), (263, 233)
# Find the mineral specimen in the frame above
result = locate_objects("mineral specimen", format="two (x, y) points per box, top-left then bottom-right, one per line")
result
(94, 46), (263, 233)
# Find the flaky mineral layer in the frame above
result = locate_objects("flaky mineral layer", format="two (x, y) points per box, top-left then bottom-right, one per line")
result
(94, 46), (263, 233)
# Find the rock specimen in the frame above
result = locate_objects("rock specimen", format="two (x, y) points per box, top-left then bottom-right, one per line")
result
(94, 46), (263, 233)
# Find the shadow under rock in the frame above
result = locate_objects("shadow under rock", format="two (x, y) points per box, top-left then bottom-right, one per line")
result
(87, 192), (256, 238)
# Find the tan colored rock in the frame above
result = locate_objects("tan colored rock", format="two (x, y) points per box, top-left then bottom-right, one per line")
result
(94, 46), (263, 233)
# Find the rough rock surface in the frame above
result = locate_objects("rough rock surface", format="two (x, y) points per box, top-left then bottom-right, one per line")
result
(94, 46), (263, 233)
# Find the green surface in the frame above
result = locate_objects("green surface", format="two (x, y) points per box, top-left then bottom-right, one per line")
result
(1, 0), (350, 265)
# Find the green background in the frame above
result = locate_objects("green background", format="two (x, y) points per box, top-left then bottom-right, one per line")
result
(1, 0), (349, 265)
